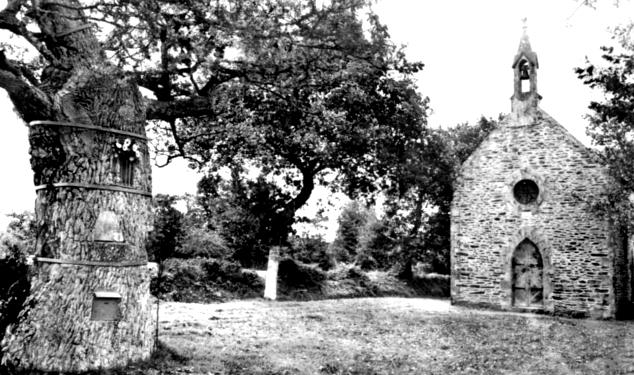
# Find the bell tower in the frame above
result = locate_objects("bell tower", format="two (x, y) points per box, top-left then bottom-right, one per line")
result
(510, 19), (541, 124)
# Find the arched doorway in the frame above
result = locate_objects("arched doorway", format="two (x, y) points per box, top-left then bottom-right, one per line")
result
(512, 239), (543, 307)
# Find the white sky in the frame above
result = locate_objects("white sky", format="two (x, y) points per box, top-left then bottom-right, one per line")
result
(0, 0), (631, 238)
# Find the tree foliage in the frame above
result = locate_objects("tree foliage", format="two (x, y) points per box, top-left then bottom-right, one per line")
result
(0, 0), (428, 263)
(147, 194), (185, 262)
(197, 168), (295, 268)
(2, 211), (36, 256)
(100, 0), (429, 223)
(289, 233), (333, 270)
(0, 233), (32, 364)
(379, 116), (500, 277)
(356, 216), (397, 270)
(576, 41), (634, 230)
(329, 200), (374, 263)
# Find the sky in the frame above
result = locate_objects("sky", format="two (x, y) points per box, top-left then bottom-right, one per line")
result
(0, 0), (632, 238)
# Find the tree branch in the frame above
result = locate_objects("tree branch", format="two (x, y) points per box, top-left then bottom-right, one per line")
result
(0, 52), (53, 122)
(0, 0), (57, 63)
(145, 96), (218, 121)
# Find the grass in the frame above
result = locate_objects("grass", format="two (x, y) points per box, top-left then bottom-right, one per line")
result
(153, 298), (634, 375)
(4, 297), (633, 374)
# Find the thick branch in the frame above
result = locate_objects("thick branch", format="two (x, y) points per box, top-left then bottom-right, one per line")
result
(145, 96), (217, 121)
(0, 54), (53, 122)
(0, 0), (57, 62)
(288, 169), (315, 214)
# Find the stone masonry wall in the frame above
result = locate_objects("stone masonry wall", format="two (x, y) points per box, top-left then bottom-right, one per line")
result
(451, 108), (618, 319)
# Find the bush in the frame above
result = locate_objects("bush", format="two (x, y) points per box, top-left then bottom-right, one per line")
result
(326, 264), (368, 282)
(0, 233), (32, 359)
(151, 258), (264, 302)
(407, 274), (450, 297)
(278, 258), (326, 289)
(318, 252), (336, 271)
(355, 251), (378, 271)
(288, 235), (334, 270)
(176, 227), (231, 259)
(202, 259), (263, 296)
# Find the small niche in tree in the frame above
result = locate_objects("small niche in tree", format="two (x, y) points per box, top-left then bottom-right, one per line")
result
(113, 138), (141, 186)
(91, 291), (121, 321)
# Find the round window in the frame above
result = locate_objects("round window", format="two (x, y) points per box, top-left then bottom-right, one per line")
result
(513, 179), (539, 205)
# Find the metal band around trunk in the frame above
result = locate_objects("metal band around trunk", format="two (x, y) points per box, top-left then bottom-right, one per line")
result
(36, 257), (147, 267)
(35, 182), (152, 197)
(55, 24), (94, 38)
(29, 121), (149, 141)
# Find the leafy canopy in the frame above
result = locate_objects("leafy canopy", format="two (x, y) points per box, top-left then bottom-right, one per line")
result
(576, 36), (634, 229)
(378, 116), (500, 276)
(79, 0), (429, 215)
(0, 0), (429, 257)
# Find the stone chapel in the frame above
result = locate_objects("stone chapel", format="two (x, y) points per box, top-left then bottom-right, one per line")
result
(450, 27), (633, 319)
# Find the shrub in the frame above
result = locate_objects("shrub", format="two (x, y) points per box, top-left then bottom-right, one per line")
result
(0, 233), (32, 360)
(202, 258), (263, 297)
(151, 258), (263, 302)
(318, 252), (336, 271)
(326, 264), (368, 282)
(176, 227), (231, 259)
(355, 251), (378, 271)
(407, 273), (450, 297)
(288, 234), (334, 270)
(278, 258), (326, 290)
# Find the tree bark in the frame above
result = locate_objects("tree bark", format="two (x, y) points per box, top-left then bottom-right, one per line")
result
(0, 1), (155, 371)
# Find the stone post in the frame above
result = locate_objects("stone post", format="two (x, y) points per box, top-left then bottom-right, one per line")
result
(264, 247), (280, 300)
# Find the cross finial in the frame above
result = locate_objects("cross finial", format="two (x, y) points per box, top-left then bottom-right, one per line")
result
(522, 17), (528, 32)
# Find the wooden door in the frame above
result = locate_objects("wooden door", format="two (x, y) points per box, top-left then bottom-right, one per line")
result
(512, 239), (543, 307)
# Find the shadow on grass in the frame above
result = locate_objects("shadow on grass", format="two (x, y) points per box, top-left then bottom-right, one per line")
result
(220, 354), (388, 375)
(0, 341), (188, 375)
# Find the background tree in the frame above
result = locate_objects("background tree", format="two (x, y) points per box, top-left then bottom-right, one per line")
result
(197, 168), (295, 268)
(355, 213), (397, 270)
(289, 233), (333, 269)
(129, 0), (429, 231)
(2, 211), (36, 256)
(147, 194), (184, 262)
(576, 43), (634, 228)
(289, 210), (334, 269)
(329, 200), (374, 263)
(160, 193), (231, 260)
(575, 30), (634, 318)
(380, 116), (499, 278)
(0, 234), (31, 366)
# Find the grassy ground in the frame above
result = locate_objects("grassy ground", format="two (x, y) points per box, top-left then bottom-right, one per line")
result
(147, 298), (634, 375)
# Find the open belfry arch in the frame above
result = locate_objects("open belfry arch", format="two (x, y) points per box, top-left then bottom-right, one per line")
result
(450, 22), (634, 319)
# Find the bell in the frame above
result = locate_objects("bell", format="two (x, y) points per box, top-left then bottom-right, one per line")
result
(520, 65), (530, 80)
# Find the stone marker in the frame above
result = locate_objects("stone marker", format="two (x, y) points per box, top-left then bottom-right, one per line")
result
(264, 247), (280, 300)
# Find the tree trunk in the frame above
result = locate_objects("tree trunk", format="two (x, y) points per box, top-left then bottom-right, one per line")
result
(0, 1), (155, 371)
(397, 258), (414, 280)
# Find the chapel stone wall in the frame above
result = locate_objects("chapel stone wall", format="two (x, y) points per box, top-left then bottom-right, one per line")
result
(451, 109), (617, 318)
